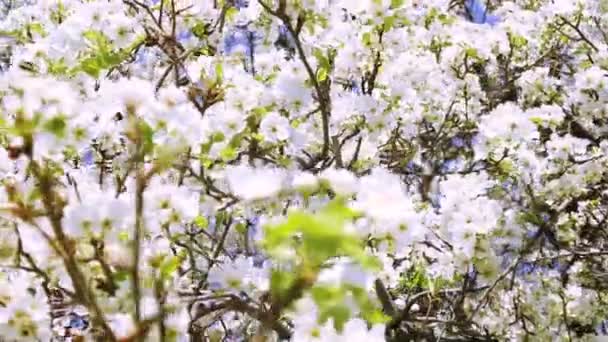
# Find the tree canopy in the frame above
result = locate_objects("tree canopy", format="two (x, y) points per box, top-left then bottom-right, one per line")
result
(0, 0), (607, 341)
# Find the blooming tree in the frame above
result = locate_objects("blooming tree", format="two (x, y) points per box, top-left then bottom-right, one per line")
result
(0, 0), (607, 341)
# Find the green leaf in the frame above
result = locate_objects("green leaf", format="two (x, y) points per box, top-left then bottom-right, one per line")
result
(100, 51), (124, 66)
(225, 6), (239, 22)
(365, 309), (391, 324)
(194, 216), (208, 229)
(311, 286), (351, 332)
(47, 57), (69, 75)
(311, 286), (343, 305)
(137, 120), (155, 155)
(399, 264), (429, 291)
(0, 245), (14, 260)
(509, 33), (528, 48)
(79, 57), (101, 78)
(425, 7), (439, 29)
(50, 1), (68, 24)
(518, 211), (544, 226)
(312, 48), (330, 70)
(154, 144), (184, 172)
(191, 21), (208, 39)
(390, 0), (405, 8)
(27, 22), (46, 37)
(383, 15), (396, 31)
(43, 115), (67, 138)
(362, 32), (372, 46)
(220, 146), (237, 161)
(270, 269), (296, 303)
(113, 269), (129, 282)
(160, 256), (181, 278)
(235, 222), (247, 235)
(83, 30), (111, 52)
(316, 67), (328, 82)
(215, 62), (224, 83)
(211, 132), (225, 143)
(118, 231), (130, 243)
(149, 254), (164, 269)
(465, 47), (478, 58)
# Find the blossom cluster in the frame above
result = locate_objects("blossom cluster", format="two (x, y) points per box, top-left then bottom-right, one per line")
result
(0, 0), (607, 341)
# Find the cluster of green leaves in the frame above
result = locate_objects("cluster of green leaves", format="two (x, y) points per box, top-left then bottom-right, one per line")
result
(263, 198), (377, 268)
(310, 284), (388, 332)
(424, 6), (456, 29)
(313, 48), (335, 83)
(397, 263), (455, 295)
(17, 29), (144, 79)
(262, 198), (386, 331)
(50, 1), (68, 25)
(4, 105), (68, 148)
(0, 22), (45, 45)
(75, 30), (144, 79)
